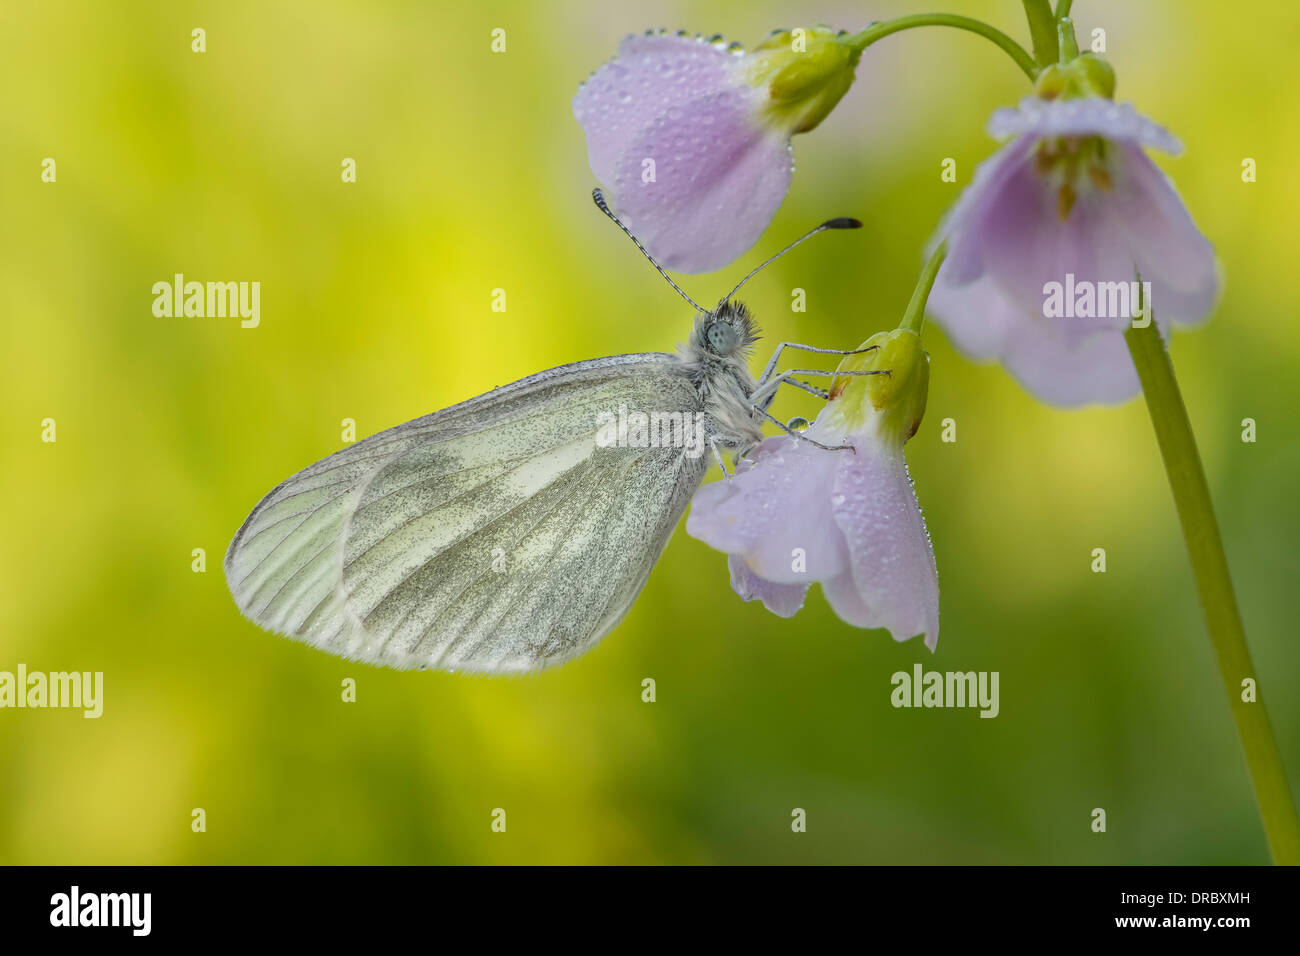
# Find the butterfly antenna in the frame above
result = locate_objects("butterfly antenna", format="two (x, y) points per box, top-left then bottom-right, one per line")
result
(592, 188), (709, 314)
(719, 217), (862, 307)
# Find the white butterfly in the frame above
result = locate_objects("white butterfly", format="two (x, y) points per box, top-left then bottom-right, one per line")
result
(224, 190), (878, 675)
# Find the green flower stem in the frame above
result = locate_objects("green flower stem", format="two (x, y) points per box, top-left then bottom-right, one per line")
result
(847, 16), (1037, 81)
(1057, 18), (1079, 62)
(1126, 319), (1300, 865)
(1055, 0), (1075, 18)
(900, 241), (947, 335)
(1021, 0), (1060, 68)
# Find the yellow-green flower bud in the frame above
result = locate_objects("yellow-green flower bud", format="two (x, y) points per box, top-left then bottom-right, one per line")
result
(826, 329), (930, 448)
(1035, 52), (1116, 101)
(743, 27), (861, 133)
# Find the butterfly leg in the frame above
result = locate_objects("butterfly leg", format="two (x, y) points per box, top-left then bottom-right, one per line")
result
(755, 408), (854, 452)
(776, 378), (829, 400)
(751, 368), (888, 412)
(731, 414), (814, 461)
(709, 436), (734, 479)
(754, 342), (879, 389)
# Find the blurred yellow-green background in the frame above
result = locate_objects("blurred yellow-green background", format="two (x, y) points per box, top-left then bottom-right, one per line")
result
(1, 0), (1296, 864)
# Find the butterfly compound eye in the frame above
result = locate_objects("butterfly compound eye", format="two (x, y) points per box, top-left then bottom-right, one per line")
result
(706, 320), (739, 355)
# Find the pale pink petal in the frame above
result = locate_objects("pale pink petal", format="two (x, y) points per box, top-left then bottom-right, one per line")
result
(829, 438), (939, 649)
(989, 96), (1182, 154)
(1000, 304), (1144, 408)
(932, 136), (1036, 286)
(728, 554), (808, 617)
(690, 414), (941, 639)
(608, 86), (793, 272)
(821, 569), (879, 629)
(929, 273), (1144, 406)
(573, 33), (741, 184)
(974, 152), (1135, 323)
(687, 434), (847, 584)
(927, 267), (1019, 359)
(1108, 144), (1218, 323)
(1146, 268), (1221, 326)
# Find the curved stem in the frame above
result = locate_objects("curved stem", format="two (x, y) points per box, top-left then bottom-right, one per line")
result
(900, 241), (947, 334)
(847, 15), (1038, 80)
(1126, 318), (1300, 865)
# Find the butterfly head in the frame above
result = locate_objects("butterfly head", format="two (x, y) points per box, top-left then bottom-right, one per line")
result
(697, 300), (759, 358)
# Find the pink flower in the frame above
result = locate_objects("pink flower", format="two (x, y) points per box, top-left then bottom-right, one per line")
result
(686, 331), (938, 649)
(573, 29), (859, 273)
(928, 96), (1218, 406)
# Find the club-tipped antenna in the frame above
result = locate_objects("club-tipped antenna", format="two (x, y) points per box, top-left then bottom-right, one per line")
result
(592, 188), (709, 314)
(718, 217), (863, 307)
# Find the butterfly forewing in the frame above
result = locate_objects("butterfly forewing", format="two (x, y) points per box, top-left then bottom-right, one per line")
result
(225, 354), (708, 675)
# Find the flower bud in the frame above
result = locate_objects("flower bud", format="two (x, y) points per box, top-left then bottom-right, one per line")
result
(744, 27), (860, 133)
(1035, 52), (1116, 101)
(827, 329), (930, 448)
